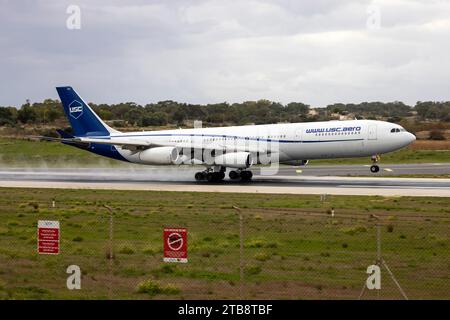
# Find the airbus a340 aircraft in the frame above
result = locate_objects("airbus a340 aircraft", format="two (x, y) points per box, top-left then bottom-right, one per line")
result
(45, 87), (416, 182)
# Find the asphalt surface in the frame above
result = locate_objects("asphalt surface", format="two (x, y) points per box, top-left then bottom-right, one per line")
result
(1, 164), (450, 197)
(274, 163), (450, 176)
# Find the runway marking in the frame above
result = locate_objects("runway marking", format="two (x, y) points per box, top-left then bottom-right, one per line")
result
(295, 170), (303, 174)
(2, 180), (450, 197)
(384, 168), (393, 172)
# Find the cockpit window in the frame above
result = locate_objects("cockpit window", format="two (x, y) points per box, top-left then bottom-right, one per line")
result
(391, 128), (404, 133)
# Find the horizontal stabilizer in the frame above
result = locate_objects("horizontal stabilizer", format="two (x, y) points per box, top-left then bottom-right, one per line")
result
(56, 129), (74, 139)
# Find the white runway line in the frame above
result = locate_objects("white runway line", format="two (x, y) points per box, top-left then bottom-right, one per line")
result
(2, 180), (450, 197)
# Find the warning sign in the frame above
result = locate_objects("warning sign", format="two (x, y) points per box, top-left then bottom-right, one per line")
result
(38, 220), (60, 255)
(163, 227), (187, 263)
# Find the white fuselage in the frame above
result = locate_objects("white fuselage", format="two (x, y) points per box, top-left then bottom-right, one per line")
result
(109, 119), (415, 165)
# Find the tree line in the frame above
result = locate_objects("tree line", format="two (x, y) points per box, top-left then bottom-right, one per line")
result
(1, 98), (450, 128)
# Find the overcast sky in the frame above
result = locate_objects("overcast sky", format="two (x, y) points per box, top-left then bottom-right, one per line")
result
(1, 0), (450, 107)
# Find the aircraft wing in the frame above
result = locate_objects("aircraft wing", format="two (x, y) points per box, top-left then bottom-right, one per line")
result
(32, 135), (159, 149)
(34, 135), (267, 153)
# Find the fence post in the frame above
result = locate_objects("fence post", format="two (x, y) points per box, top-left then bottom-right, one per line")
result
(104, 205), (114, 299)
(232, 206), (244, 300)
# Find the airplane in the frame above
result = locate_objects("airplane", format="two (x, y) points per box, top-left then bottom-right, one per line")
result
(42, 86), (416, 182)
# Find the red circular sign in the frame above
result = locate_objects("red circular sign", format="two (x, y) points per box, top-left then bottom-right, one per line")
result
(167, 232), (183, 251)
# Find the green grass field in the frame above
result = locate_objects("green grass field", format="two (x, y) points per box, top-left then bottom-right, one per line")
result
(1, 137), (450, 167)
(0, 188), (448, 299)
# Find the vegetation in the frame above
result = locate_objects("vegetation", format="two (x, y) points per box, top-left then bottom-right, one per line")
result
(1, 98), (450, 137)
(0, 188), (448, 299)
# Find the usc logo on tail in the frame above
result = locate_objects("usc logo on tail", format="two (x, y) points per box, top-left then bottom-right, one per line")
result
(68, 100), (83, 119)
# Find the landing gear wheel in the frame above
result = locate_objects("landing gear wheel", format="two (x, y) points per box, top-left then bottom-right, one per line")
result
(218, 172), (225, 180)
(206, 172), (216, 182)
(370, 165), (380, 173)
(229, 170), (240, 180)
(240, 170), (253, 181)
(195, 172), (205, 181)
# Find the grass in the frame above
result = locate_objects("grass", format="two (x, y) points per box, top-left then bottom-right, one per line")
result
(0, 138), (123, 167)
(0, 187), (448, 299)
(0, 137), (449, 167)
(136, 279), (180, 297)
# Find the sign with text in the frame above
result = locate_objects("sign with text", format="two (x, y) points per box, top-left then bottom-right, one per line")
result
(163, 227), (187, 263)
(38, 220), (60, 255)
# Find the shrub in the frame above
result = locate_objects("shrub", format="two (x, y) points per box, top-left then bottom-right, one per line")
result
(429, 130), (445, 140)
(143, 247), (155, 255)
(151, 264), (177, 275)
(245, 239), (265, 248)
(28, 202), (39, 210)
(244, 265), (262, 276)
(118, 246), (135, 254)
(387, 225), (394, 233)
(264, 242), (278, 248)
(136, 280), (180, 296)
(254, 252), (271, 262)
(340, 226), (367, 235)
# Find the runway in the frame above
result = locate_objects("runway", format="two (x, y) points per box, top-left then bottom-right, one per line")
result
(1, 164), (450, 197)
(276, 162), (450, 176)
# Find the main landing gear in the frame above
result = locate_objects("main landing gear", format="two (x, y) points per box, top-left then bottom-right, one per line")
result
(370, 154), (381, 173)
(229, 170), (253, 182)
(195, 166), (226, 182)
(195, 170), (225, 182)
(194, 168), (253, 182)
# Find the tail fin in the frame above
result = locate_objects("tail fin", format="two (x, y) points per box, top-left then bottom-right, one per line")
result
(56, 86), (119, 137)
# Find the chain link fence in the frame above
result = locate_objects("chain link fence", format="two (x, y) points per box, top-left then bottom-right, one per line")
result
(0, 190), (448, 299)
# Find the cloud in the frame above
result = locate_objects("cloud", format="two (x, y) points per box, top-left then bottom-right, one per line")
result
(0, 0), (449, 107)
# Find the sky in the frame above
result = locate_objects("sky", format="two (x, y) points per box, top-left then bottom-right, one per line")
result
(1, 0), (450, 107)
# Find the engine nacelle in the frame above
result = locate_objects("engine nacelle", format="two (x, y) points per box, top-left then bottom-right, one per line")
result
(214, 152), (253, 169)
(138, 147), (179, 165)
(282, 159), (309, 166)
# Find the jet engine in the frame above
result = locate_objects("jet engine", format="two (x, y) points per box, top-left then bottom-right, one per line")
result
(138, 147), (179, 165)
(214, 152), (253, 169)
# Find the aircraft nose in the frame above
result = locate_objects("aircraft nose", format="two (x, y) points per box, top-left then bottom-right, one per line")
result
(407, 132), (416, 144)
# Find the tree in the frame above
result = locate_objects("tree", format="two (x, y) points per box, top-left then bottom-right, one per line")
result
(141, 112), (167, 126)
(0, 107), (16, 125)
(17, 105), (37, 124)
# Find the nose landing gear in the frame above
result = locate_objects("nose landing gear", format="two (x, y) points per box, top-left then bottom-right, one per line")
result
(370, 154), (380, 173)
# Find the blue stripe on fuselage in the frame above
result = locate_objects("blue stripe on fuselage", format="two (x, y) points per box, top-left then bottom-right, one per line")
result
(84, 133), (364, 144)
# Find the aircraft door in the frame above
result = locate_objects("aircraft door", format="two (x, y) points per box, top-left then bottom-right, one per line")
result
(368, 124), (377, 140)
